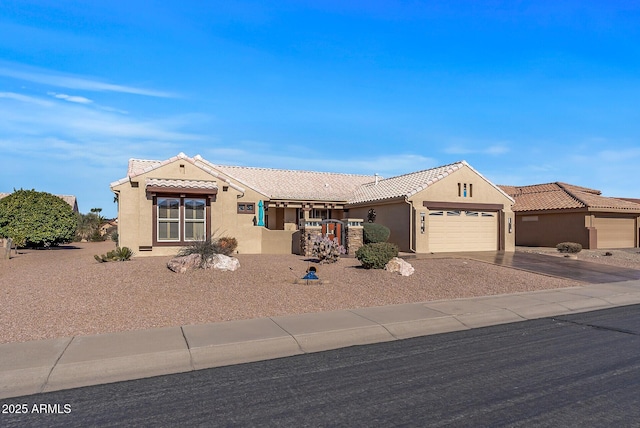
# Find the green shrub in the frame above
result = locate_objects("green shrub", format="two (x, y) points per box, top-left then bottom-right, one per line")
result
(355, 242), (399, 269)
(94, 247), (133, 262)
(556, 242), (582, 254)
(312, 236), (346, 264)
(0, 189), (77, 247)
(90, 230), (105, 242)
(363, 222), (391, 244)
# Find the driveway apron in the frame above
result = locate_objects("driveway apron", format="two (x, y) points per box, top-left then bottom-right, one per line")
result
(404, 251), (640, 283)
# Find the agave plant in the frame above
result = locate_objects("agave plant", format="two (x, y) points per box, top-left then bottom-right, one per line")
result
(94, 246), (133, 263)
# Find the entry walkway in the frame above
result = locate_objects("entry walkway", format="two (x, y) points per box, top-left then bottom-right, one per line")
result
(402, 251), (640, 283)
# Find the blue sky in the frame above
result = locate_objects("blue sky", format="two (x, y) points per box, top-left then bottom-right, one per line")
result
(1, 1), (640, 218)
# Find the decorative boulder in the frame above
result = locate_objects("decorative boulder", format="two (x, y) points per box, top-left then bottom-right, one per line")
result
(167, 254), (240, 273)
(207, 254), (240, 271)
(384, 257), (415, 276)
(167, 254), (202, 273)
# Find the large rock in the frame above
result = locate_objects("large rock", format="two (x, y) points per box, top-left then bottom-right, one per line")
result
(207, 254), (240, 271)
(167, 254), (202, 273)
(167, 253), (241, 273)
(384, 257), (415, 276)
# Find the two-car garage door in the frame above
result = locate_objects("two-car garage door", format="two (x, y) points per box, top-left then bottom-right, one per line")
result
(429, 210), (498, 252)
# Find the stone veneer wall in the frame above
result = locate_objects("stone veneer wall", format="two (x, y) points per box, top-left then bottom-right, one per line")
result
(344, 219), (364, 256)
(299, 220), (323, 257)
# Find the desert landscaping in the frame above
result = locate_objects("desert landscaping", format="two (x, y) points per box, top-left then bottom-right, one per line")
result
(2, 241), (640, 344)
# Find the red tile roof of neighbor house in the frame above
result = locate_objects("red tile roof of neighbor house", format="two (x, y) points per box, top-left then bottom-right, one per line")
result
(500, 182), (640, 212)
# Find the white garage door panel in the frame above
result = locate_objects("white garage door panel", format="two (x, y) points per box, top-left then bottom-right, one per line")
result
(429, 211), (498, 252)
(594, 217), (635, 249)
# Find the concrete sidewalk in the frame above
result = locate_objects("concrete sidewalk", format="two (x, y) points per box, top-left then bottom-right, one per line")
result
(2, 280), (640, 399)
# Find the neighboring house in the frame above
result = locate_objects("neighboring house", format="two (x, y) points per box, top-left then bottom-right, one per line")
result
(110, 153), (515, 256)
(99, 219), (118, 237)
(0, 192), (79, 213)
(500, 182), (640, 249)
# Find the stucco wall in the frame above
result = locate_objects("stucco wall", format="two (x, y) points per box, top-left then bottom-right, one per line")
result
(515, 212), (590, 248)
(113, 158), (271, 256)
(411, 165), (515, 252)
(346, 165), (515, 253)
(348, 202), (412, 251)
(261, 228), (298, 254)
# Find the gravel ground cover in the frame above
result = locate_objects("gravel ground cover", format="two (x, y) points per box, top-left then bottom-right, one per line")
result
(2, 241), (629, 344)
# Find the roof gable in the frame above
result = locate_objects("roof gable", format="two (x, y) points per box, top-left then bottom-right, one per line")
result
(110, 153), (244, 193)
(349, 161), (514, 205)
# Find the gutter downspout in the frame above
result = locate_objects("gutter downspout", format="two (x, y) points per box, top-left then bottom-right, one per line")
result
(408, 198), (417, 253)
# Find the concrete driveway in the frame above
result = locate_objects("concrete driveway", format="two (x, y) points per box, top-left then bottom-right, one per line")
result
(404, 251), (640, 283)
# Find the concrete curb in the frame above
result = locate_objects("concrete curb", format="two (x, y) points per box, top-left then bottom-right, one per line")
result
(2, 280), (640, 399)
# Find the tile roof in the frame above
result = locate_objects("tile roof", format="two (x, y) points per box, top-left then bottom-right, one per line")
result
(110, 153), (244, 193)
(112, 153), (512, 205)
(350, 161), (515, 204)
(350, 161), (465, 204)
(196, 159), (375, 201)
(617, 197), (640, 205)
(500, 182), (640, 212)
(146, 178), (218, 191)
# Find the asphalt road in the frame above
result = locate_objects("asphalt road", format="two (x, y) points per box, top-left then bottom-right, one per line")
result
(3, 305), (640, 427)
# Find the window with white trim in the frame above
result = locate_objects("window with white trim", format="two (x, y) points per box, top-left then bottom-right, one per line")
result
(158, 198), (180, 241)
(184, 198), (206, 240)
(157, 197), (206, 242)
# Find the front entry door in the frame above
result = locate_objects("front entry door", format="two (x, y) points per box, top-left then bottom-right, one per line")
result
(321, 220), (345, 246)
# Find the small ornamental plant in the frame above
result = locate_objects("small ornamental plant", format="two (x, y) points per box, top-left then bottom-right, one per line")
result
(311, 236), (346, 264)
(178, 234), (239, 267)
(94, 247), (133, 262)
(215, 236), (238, 256)
(355, 242), (399, 269)
(556, 242), (582, 254)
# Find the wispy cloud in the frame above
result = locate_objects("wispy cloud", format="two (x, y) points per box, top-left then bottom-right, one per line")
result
(0, 91), (53, 107)
(0, 65), (175, 98)
(0, 91), (201, 154)
(47, 91), (93, 104)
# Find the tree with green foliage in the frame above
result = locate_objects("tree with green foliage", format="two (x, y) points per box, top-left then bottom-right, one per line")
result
(75, 208), (105, 242)
(0, 189), (77, 248)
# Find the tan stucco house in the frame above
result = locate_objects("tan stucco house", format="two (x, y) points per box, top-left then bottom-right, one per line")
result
(500, 182), (640, 249)
(110, 153), (515, 256)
